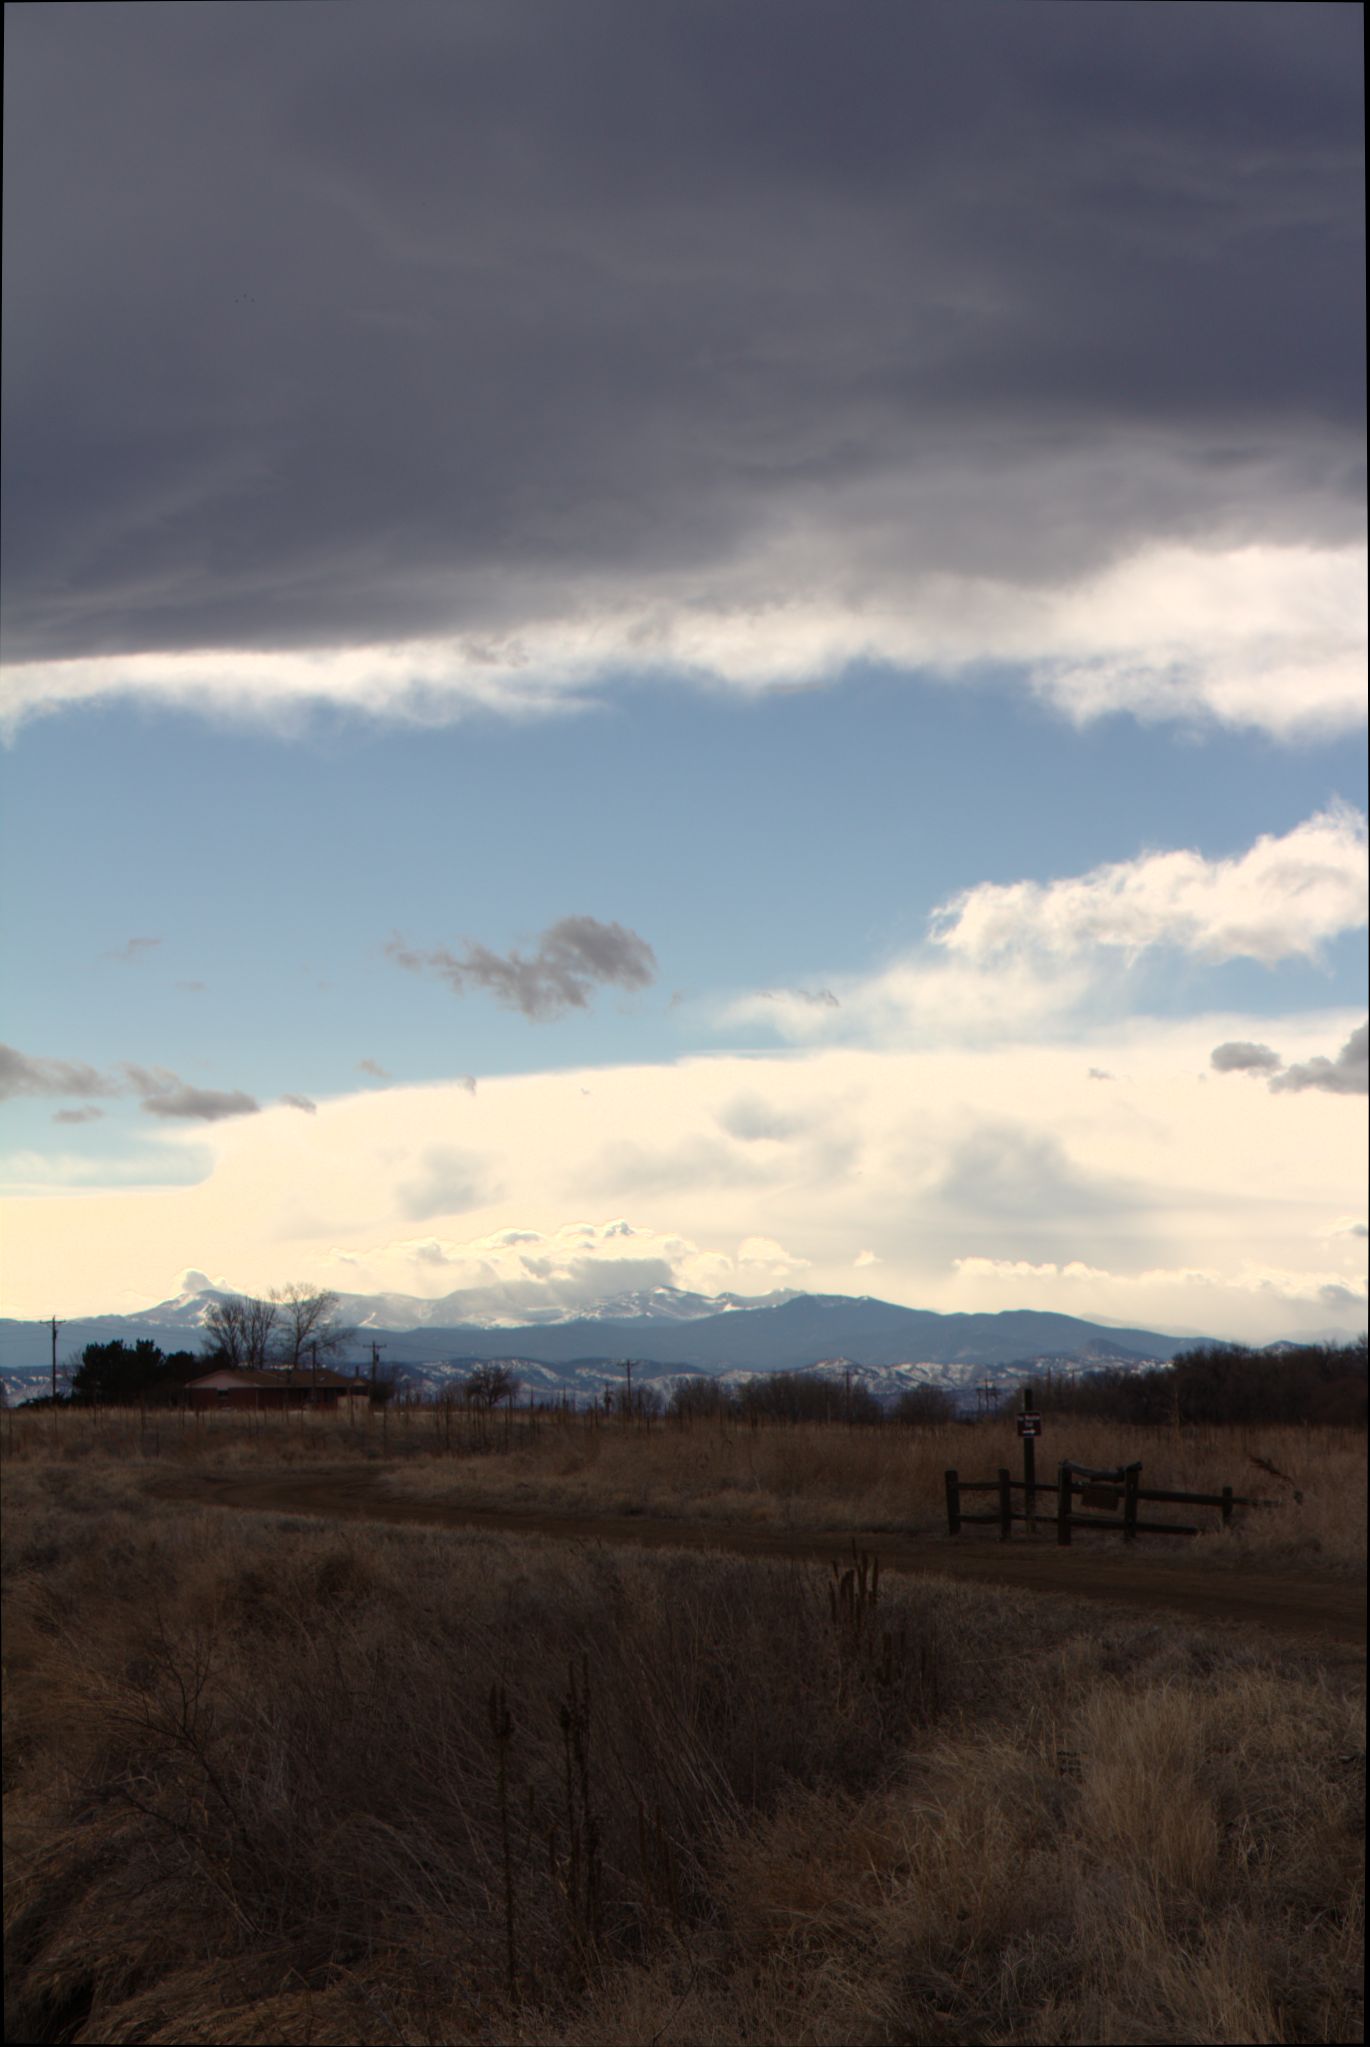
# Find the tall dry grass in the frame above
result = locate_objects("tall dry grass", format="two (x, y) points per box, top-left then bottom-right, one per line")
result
(3, 1460), (1363, 2044)
(369, 1413), (1366, 1572)
(4, 1399), (1364, 1568)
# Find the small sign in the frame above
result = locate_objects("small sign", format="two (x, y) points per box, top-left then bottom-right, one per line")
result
(1016, 1414), (1042, 1438)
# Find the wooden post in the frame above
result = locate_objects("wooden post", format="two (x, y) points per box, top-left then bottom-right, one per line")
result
(997, 1467), (1012, 1541)
(1022, 1383), (1037, 1534)
(1056, 1462), (1072, 1546)
(1221, 1484), (1233, 1529)
(944, 1468), (961, 1535)
(1123, 1462), (1139, 1543)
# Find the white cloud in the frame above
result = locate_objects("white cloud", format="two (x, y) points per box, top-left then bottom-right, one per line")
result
(395, 1146), (495, 1222)
(932, 804), (1367, 967)
(723, 811), (1368, 1056)
(951, 1254), (1368, 1327)
(3, 540), (1363, 744)
(3, 1011), (1363, 1341)
(321, 1219), (808, 1322)
(725, 955), (1095, 1047)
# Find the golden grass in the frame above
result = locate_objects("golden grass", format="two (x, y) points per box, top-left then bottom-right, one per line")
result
(3, 1458), (1364, 2045)
(4, 1399), (1365, 1569)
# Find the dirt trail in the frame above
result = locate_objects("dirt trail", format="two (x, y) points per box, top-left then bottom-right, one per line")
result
(151, 1464), (1366, 1648)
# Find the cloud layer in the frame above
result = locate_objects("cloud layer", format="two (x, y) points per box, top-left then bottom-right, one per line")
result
(3, 1013), (1363, 1341)
(2, 4), (1362, 737)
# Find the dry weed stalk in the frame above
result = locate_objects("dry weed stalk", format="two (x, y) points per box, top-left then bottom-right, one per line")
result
(488, 1681), (518, 2011)
(550, 1653), (602, 1973)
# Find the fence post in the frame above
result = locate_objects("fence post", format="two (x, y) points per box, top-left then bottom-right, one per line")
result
(997, 1467), (1012, 1541)
(1056, 1462), (1072, 1546)
(1221, 1484), (1233, 1528)
(944, 1469), (961, 1536)
(1021, 1383), (1037, 1534)
(1123, 1463), (1139, 1543)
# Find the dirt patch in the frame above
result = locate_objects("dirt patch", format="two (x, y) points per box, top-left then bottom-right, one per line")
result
(149, 1463), (1366, 1649)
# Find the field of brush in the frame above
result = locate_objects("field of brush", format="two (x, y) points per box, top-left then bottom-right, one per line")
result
(4, 1403), (1365, 1571)
(2, 1420), (1366, 2045)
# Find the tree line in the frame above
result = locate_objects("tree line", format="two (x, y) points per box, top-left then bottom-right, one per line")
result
(1017, 1337), (1368, 1428)
(662, 1371), (955, 1425)
(36, 1318), (1369, 1426)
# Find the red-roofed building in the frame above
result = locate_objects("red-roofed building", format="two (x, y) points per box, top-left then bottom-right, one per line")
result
(184, 1367), (371, 1411)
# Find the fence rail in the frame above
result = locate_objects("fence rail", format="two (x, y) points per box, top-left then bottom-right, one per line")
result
(945, 1462), (1279, 1544)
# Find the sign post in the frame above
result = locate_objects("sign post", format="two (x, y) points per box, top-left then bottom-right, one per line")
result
(1017, 1385), (1042, 1532)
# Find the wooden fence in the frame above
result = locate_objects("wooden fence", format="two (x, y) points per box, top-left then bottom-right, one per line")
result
(944, 1459), (1277, 1544)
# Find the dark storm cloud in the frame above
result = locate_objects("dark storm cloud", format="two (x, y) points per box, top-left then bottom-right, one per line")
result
(1269, 1021), (1369, 1096)
(388, 917), (656, 1020)
(1210, 1040), (1284, 1074)
(2, 1), (1361, 670)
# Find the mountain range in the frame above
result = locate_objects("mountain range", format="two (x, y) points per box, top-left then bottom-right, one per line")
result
(0, 1282), (1244, 1406)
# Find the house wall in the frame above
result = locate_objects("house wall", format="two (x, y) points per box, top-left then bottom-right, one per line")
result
(187, 1385), (344, 1410)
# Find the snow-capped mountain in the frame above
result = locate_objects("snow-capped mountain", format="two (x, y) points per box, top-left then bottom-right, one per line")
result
(0, 1282), (1233, 1407)
(6, 1278), (1353, 1407)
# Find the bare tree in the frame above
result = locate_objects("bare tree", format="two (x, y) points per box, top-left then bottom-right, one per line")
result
(201, 1294), (279, 1370)
(271, 1283), (354, 1371)
(463, 1362), (522, 1410)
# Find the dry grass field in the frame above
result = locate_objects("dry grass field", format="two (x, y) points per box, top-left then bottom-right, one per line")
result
(4, 1402), (1365, 1571)
(3, 1426), (1365, 2045)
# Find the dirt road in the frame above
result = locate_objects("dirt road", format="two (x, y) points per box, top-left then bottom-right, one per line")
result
(151, 1464), (1367, 1649)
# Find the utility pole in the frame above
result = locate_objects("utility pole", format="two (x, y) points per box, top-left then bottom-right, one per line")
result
(50, 1315), (60, 1405)
(369, 1339), (386, 1391)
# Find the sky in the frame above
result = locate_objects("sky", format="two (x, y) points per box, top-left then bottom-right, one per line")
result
(1, 0), (1365, 1342)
